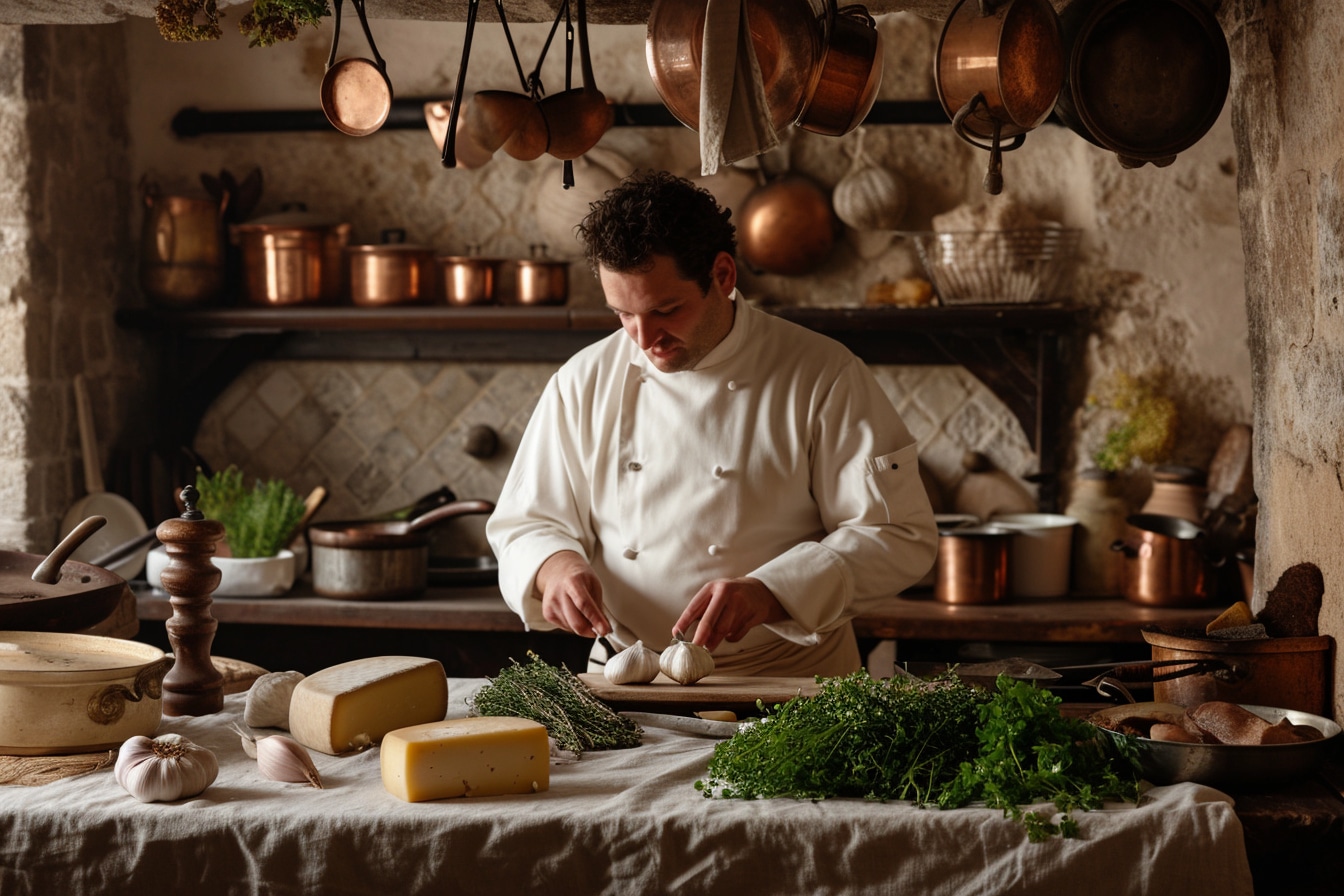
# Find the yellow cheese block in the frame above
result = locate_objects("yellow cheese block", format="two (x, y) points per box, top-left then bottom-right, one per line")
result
(289, 656), (448, 755)
(381, 717), (550, 802)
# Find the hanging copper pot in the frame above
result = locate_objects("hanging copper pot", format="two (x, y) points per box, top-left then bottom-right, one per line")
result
(1054, 0), (1230, 169)
(738, 173), (837, 276)
(935, 0), (1064, 194)
(795, 0), (884, 137)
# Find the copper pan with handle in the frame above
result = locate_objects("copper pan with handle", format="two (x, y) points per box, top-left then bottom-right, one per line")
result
(935, 0), (1064, 194)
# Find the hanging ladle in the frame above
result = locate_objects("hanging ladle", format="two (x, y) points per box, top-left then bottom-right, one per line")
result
(536, 0), (613, 161)
(320, 0), (394, 137)
(463, 0), (551, 162)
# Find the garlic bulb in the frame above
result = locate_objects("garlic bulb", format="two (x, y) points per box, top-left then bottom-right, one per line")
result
(659, 638), (715, 686)
(244, 670), (305, 730)
(256, 734), (324, 788)
(114, 733), (219, 803)
(603, 640), (661, 685)
(833, 126), (908, 259)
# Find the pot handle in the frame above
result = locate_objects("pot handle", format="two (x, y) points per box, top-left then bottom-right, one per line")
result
(86, 656), (173, 726)
(442, 0), (480, 168)
(1110, 538), (1138, 558)
(950, 95), (1025, 195)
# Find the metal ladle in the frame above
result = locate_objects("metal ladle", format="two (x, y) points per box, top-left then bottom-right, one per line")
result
(320, 0), (394, 137)
(536, 0), (613, 161)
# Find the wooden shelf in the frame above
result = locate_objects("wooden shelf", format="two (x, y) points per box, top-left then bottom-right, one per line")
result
(116, 302), (1085, 508)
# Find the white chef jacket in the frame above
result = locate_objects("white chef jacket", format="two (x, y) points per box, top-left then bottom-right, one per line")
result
(486, 293), (937, 676)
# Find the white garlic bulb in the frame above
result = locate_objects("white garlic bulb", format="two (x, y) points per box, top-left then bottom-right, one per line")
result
(244, 670), (305, 730)
(832, 127), (907, 233)
(659, 638), (715, 686)
(603, 640), (661, 685)
(114, 733), (219, 803)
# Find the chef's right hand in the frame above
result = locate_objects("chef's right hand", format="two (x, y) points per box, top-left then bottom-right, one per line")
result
(535, 550), (610, 638)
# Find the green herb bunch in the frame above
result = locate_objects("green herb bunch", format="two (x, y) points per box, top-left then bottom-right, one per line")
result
(239, 0), (329, 47)
(470, 652), (643, 755)
(194, 466), (306, 559)
(697, 672), (1140, 841)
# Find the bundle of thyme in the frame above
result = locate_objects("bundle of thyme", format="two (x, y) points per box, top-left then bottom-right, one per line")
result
(696, 672), (1140, 841)
(469, 652), (642, 755)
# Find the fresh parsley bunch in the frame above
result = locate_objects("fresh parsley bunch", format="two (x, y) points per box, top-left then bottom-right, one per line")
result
(194, 466), (306, 559)
(697, 671), (1141, 841)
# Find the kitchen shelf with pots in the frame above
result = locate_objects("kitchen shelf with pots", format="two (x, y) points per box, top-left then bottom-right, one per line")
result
(115, 301), (1084, 509)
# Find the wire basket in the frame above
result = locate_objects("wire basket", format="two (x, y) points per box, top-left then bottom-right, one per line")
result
(906, 228), (1082, 305)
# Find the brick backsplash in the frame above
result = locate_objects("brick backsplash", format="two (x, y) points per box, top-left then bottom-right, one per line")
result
(193, 356), (1034, 556)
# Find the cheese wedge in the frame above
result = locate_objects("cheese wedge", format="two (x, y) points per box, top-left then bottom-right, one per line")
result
(289, 656), (448, 755)
(381, 717), (550, 802)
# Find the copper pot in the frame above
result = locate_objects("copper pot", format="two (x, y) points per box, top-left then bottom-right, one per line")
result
(1111, 513), (1223, 607)
(231, 207), (351, 306)
(513, 246), (569, 306)
(345, 229), (437, 306)
(646, 0), (821, 132)
(795, 1), (883, 137)
(935, 524), (1012, 604)
(738, 174), (837, 276)
(935, 0), (1064, 193)
(138, 182), (227, 307)
(1055, 0), (1230, 169)
(1143, 629), (1334, 716)
(346, 229), (435, 306)
(439, 253), (505, 306)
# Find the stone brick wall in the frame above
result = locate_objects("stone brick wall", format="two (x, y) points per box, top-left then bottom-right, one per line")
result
(0, 24), (140, 552)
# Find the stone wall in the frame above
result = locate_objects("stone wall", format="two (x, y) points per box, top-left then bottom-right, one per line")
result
(1223, 0), (1344, 714)
(0, 24), (139, 551)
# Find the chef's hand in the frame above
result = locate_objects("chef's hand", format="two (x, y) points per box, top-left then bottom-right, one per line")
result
(536, 550), (611, 638)
(675, 577), (788, 652)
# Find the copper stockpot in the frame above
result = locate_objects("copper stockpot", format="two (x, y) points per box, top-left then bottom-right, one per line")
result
(438, 253), (505, 306)
(138, 184), (227, 307)
(513, 246), (569, 306)
(344, 229), (437, 306)
(1111, 513), (1223, 607)
(935, 524), (1012, 604)
(231, 207), (351, 306)
(1143, 629), (1334, 716)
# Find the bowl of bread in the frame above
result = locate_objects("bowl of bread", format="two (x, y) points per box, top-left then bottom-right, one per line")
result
(1089, 700), (1340, 788)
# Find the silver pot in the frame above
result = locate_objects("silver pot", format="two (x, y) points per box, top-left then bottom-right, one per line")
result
(307, 499), (494, 600)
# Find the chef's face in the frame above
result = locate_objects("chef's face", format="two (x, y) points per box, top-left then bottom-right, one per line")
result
(601, 251), (737, 373)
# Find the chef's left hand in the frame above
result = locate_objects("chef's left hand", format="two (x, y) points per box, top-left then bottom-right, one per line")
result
(675, 577), (789, 652)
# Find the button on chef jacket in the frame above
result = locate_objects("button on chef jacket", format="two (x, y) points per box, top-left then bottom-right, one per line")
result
(486, 292), (937, 677)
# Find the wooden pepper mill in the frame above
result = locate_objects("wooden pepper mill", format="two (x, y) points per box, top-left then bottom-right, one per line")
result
(158, 484), (226, 716)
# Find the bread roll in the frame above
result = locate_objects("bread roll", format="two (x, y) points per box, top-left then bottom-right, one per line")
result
(1191, 701), (1279, 745)
(1150, 722), (1203, 743)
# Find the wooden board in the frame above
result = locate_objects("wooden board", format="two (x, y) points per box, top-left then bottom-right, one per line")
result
(579, 673), (819, 713)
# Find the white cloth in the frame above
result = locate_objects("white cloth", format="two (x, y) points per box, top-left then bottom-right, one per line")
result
(0, 684), (1256, 896)
(698, 0), (780, 175)
(487, 295), (938, 676)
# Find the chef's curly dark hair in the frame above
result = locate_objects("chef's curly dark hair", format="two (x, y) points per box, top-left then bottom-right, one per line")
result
(577, 170), (736, 293)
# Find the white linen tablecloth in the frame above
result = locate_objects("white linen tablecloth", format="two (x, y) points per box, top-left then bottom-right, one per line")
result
(0, 679), (1254, 896)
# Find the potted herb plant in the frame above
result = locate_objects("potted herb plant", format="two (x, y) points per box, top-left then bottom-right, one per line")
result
(148, 467), (308, 596)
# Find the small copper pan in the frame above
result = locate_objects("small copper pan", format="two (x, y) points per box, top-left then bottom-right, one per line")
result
(935, 0), (1064, 193)
(795, 0), (884, 137)
(321, 0), (394, 137)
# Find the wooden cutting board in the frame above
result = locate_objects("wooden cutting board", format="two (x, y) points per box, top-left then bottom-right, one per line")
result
(579, 673), (819, 713)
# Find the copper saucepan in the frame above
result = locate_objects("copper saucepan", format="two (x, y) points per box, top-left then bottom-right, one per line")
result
(935, 0), (1064, 194)
(795, 0), (884, 137)
(320, 0), (394, 137)
(1111, 513), (1225, 607)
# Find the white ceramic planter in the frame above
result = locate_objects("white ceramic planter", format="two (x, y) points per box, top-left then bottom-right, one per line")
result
(146, 547), (297, 597)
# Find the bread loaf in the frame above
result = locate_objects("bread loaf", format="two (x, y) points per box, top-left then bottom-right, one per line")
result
(1190, 701), (1273, 744)
(1149, 722), (1203, 744)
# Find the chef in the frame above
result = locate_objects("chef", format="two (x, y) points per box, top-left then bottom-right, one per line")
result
(486, 171), (937, 677)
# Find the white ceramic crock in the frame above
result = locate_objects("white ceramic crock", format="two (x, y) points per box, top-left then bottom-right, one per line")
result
(989, 512), (1079, 599)
(0, 631), (169, 755)
(146, 547), (296, 597)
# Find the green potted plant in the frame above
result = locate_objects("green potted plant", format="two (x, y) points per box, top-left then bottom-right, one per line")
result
(148, 467), (307, 596)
